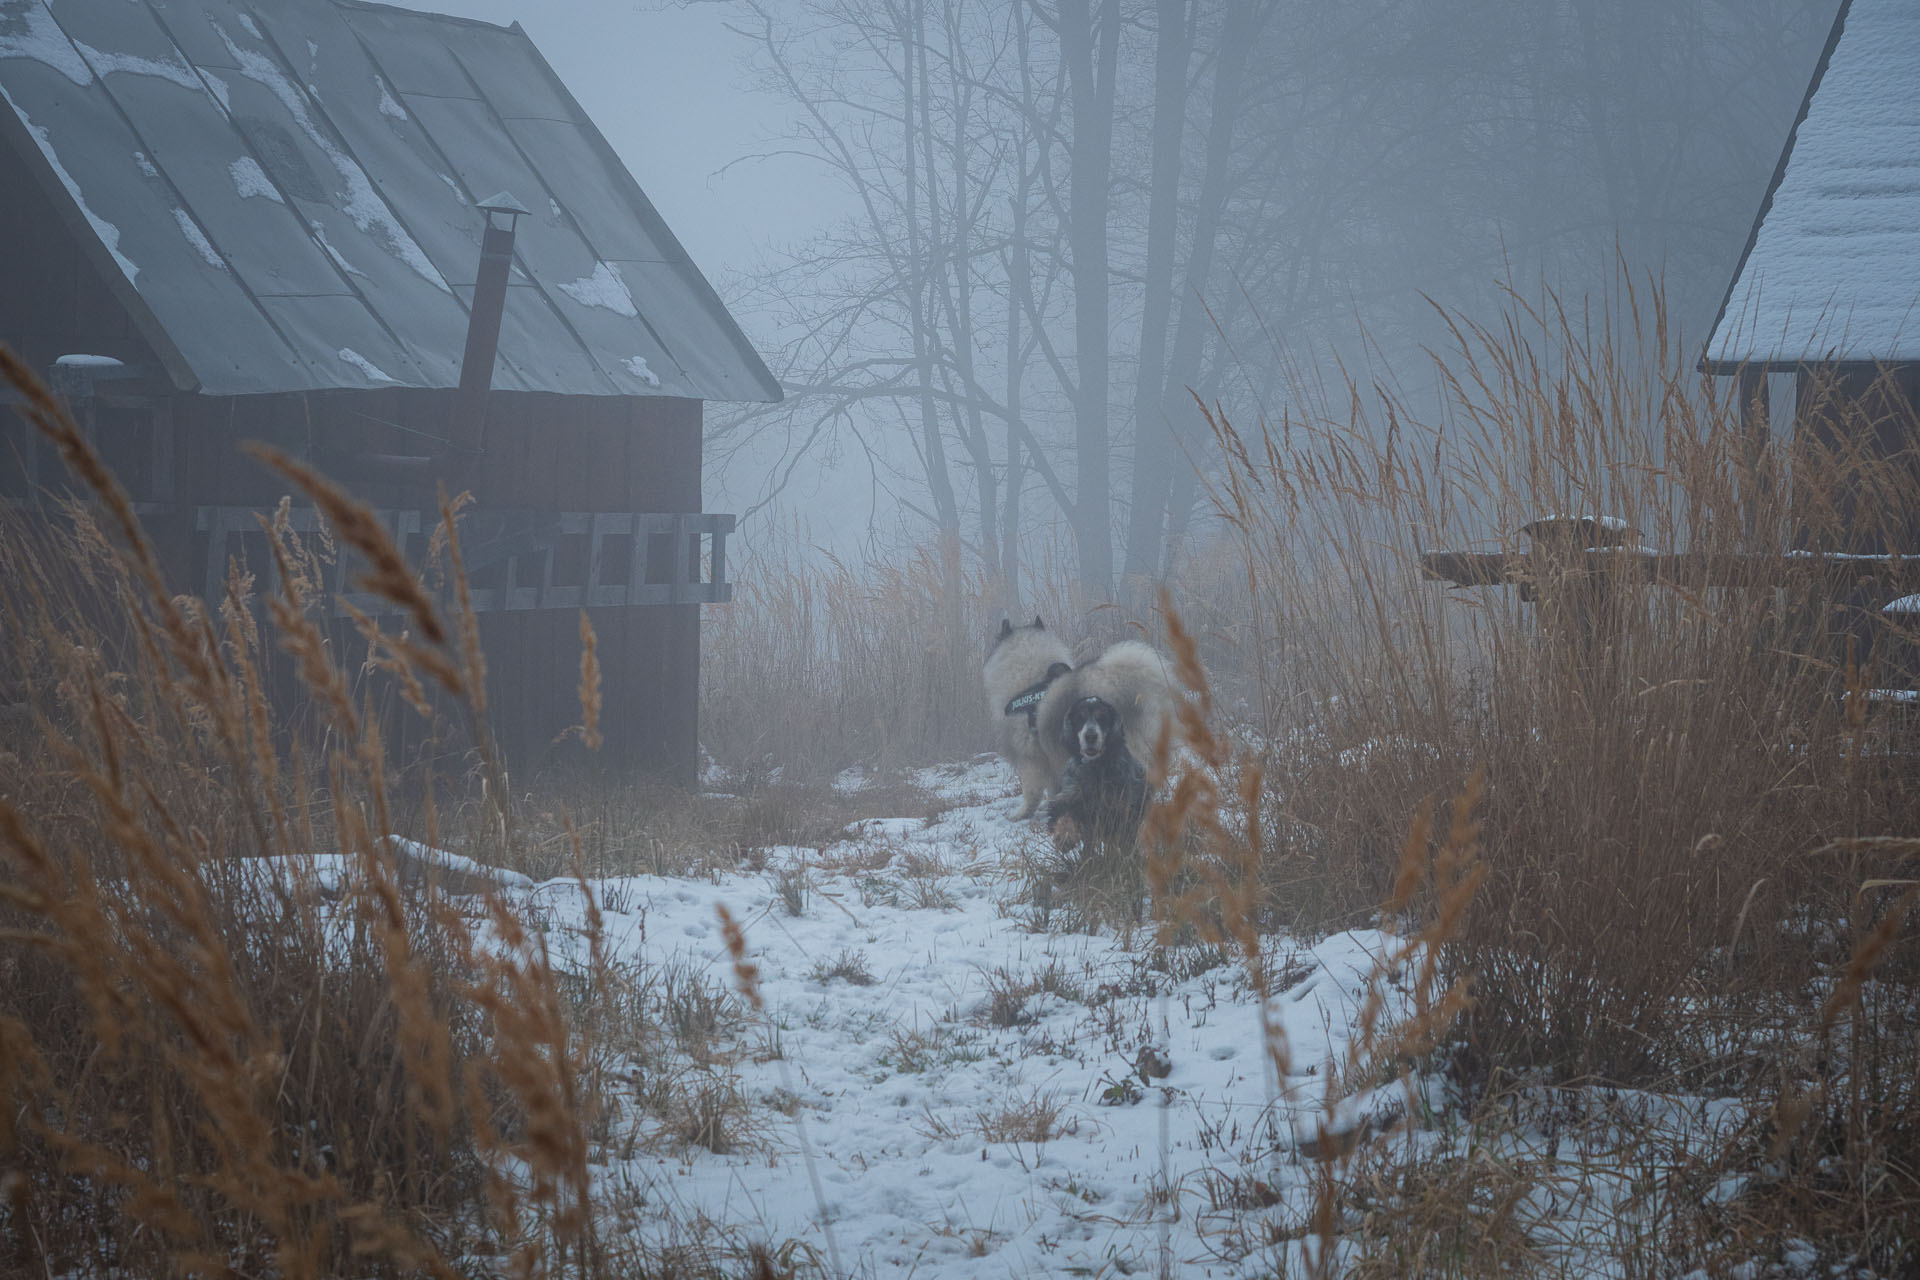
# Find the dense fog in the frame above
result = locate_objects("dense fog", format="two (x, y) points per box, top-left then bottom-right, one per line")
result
(410, 1), (1832, 589)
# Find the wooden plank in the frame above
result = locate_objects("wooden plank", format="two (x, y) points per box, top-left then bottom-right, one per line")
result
(483, 392), (532, 765)
(526, 392), (569, 766)
(1421, 548), (1920, 594)
(1737, 368), (1770, 548)
(583, 396), (631, 766)
(668, 398), (703, 786)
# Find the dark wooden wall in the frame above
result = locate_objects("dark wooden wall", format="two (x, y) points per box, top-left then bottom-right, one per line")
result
(166, 389), (706, 786)
(0, 139), (159, 503)
(1792, 363), (1920, 554)
(0, 141), (154, 377)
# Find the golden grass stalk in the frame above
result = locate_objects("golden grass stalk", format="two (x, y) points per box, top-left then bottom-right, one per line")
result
(244, 442), (448, 649)
(574, 611), (603, 751)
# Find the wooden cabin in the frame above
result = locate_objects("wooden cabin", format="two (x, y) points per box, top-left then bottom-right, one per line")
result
(0, 0), (780, 786)
(1701, 0), (1920, 558)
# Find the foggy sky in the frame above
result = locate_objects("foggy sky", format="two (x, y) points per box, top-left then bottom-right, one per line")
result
(388, 0), (847, 283)
(388, 0), (1837, 569)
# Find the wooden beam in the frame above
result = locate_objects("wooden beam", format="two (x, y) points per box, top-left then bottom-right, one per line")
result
(1421, 548), (1920, 598)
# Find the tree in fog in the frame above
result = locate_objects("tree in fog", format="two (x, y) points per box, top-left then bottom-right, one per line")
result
(710, 0), (1830, 603)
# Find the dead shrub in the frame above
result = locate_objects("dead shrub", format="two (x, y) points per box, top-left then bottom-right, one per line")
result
(977, 960), (1084, 1029)
(974, 1087), (1073, 1145)
(808, 948), (876, 986)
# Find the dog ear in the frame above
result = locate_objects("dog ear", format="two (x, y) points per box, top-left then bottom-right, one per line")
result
(998, 618), (1013, 640)
(1032, 615), (1045, 630)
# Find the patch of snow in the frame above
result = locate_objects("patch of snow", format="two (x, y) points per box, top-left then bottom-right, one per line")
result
(521, 778), (1414, 1278)
(910, 755), (1015, 805)
(0, 4), (92, 85)
(237, 838), (530, 903)
(557, 261), (637, 316)
(173, 208), (225, 269)
(622, 354), (661, 387)
(374, 74), (406, 119)
(387, 837), (534, 892)
(215, 23), (452, 293)
(73, 40), (203, 93)
(229, 154), (282, 202)
(548, 196), (563, 220)
(236, 11), (261, 39)
(1883, 592), (1920, 613)
(55, 354), (124, 368)
(337, 347), (395, 384)
(197, 68), (230, 111)
(133, 150), (158, 179)
(311, 224), (365, 278)
(0, 88), (138, 282)
(1336, 735), (1441, 769)
(1524, 513), (1633, 533)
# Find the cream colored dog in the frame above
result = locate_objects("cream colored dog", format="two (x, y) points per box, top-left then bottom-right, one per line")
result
(984, 616), (1073, 818)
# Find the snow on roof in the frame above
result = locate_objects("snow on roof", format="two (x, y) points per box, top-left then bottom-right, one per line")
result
(0, 0), (779, 402)
(1703, 0), (1920, 372)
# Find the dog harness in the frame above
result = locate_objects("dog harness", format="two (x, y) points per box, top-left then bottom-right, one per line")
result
(1003, 662), (1072, 728)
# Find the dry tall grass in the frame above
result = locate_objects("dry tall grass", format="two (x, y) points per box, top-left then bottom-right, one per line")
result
(1196, 284), (1920, 1268)
(0, 349), (749, 1277)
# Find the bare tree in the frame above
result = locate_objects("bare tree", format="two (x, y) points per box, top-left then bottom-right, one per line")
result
(706, 0), (1828, 606)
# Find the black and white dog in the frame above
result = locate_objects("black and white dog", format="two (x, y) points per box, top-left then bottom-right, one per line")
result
(1045, 695), (1151, 855)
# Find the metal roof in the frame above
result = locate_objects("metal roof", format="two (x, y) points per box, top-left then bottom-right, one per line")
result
(1703, 0), (1920, 372)
(0, 0), (781, 401)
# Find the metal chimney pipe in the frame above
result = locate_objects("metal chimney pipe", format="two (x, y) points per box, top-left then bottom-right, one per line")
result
(449, 191), (527, 458)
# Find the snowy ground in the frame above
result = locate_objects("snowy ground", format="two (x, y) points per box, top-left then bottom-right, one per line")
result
(269, 758), (1816, 1274)
(520, 757), (1423, 1277)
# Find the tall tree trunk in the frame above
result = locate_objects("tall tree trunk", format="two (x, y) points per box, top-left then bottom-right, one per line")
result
(1002, 168), (1033, 610)
(999, 0), (1049, 613)
(1058, 0), (1120, 600)
(902, 0), (962, 551)
(925, 2), (999, 585)
(1156, 0), (1260, 571)
(902, 0), (966, 660)
(1119, 0), (1193, 606)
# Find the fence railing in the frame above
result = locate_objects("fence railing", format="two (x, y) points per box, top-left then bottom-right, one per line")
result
(195, 505), (733, 614)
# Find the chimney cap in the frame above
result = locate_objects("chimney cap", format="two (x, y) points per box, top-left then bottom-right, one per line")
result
(476, 190), (530, 216)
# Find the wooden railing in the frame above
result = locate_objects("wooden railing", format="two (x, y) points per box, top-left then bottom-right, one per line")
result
(195, 506), (733, 614)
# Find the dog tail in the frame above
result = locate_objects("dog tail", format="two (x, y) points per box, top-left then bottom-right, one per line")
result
(1087, 641), (1174, 711)
(1039, 640), (1178, 766)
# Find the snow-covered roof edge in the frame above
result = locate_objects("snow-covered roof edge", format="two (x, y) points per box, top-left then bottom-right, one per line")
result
(1698, 0), (1852, 376)
(496, 15), (783, 407)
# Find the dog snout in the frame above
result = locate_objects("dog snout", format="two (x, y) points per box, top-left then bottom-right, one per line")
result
(1077, 721), (1106, 759)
